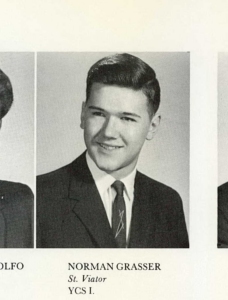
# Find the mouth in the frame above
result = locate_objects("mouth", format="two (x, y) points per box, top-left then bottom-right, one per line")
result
(97, 142), (123, 151)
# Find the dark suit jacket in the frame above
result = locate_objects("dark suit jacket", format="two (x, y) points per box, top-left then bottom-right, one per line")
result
(37, 152), (189, 248)
(218, 182), (228, 248)
(0, 180), (34, 248)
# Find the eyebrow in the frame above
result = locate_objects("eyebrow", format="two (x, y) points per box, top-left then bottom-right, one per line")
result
(88, 106), (141, 118)
(88, 106), (105, 112)
(122, 112), (141, 118)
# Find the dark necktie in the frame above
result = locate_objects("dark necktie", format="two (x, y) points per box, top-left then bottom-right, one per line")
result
(112, 180), (126, 248)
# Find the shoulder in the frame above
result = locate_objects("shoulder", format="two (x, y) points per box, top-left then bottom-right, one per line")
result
(37, 163), (72, 186)
(218, 182), (228, 194)
(37, 163), (73, 198)
(137, 171), (181, 195)
(136, 171), (182, 205)
(37, 153), (87, 198)
(218, 182), (228, 208)
(37, 152), (87, 189)
(0, 180), (33, 195)
(0, 180), (33, 206)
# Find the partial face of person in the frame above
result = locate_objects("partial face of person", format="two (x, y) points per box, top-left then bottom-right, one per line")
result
(81, 83), (160, 179)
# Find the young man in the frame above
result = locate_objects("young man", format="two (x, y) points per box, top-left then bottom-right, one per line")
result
(37, 53), (189, 248)
(0, 69), (33, 248)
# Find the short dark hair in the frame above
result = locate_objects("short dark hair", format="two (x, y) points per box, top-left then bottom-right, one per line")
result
(0, 69), (13, 119)
(86, 53), (160, 114)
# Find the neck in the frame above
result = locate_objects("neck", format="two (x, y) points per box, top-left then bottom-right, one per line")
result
(106, 162), (137, 180)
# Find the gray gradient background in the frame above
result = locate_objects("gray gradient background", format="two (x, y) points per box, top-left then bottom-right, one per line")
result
(0, 53), (34, 191)
(37, 52), (189, 229)
(218, 53), (228, 186)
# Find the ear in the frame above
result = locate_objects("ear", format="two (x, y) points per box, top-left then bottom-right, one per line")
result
(80, 102), (86, 129)
(146, 113), (161, 140)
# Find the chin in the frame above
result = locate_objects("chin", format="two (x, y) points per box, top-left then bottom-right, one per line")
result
(93, 156), (118, 172)
(96, 162), (118, 173)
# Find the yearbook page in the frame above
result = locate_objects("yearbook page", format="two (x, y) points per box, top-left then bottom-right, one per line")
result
(0, 0), (227, 299)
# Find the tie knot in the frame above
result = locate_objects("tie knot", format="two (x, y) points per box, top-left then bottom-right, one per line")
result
(112, 180), (124, 196)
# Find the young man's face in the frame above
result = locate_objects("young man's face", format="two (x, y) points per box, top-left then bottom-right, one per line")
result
(81, 83), (160, 179)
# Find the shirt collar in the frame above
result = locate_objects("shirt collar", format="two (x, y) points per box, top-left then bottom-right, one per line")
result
(121, 168), (136, 201)
(86, 152), (136, 201)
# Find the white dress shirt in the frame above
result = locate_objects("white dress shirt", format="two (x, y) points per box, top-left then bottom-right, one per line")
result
(86, 152), (136, 241)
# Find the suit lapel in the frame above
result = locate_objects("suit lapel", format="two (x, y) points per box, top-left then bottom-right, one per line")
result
(68, 153), (117, 248)
(128, 172), (157, 248)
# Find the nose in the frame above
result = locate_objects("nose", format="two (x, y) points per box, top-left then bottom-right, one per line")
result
(101, 116), (118, 139)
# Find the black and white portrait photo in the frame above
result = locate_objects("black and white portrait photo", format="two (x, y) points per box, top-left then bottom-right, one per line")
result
(0, 53), (34, 248)
(218, 53), (228, 248)
(37, 52), (189, 248)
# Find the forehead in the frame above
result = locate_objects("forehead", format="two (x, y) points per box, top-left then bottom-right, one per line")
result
(88, 83), (149, 114)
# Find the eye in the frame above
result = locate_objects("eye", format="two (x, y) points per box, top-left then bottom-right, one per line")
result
(121, 117), (136, 122)
(92, 111), (105, 117)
